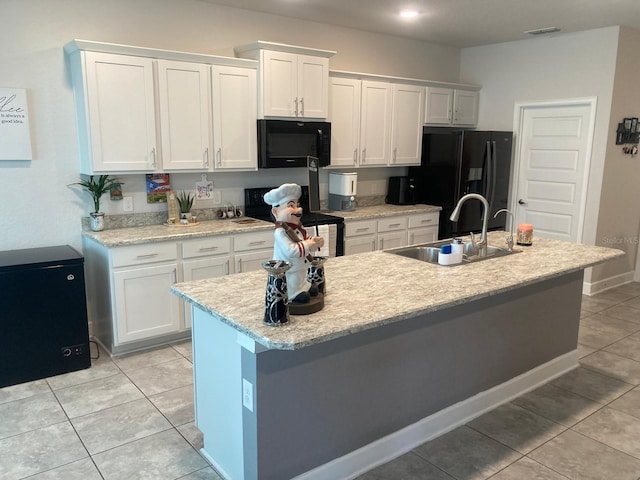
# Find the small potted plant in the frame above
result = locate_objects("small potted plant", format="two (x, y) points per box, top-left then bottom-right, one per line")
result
(177, 190), (194, 223)
(69, 174), (122, 231)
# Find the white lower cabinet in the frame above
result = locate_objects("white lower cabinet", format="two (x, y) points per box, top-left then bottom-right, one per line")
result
(344, 212), (440, 255)
(181, 236), (232, 328)
(408, 212), (439, 244)
(233, 230), (274, 273)
(113, 263), (181, 343)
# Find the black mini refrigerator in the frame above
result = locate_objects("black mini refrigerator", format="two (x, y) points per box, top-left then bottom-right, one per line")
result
(0, 245), (91, 388)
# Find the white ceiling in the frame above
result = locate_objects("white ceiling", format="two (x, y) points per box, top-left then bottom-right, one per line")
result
(200, 0), (640, 47)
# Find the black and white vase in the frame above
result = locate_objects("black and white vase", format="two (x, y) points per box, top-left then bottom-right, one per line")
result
(307, 256), (327, 294)
(262, 260), (291, 326)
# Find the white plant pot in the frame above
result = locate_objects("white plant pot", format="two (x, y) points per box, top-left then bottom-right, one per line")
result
(90, 212), (105, 231)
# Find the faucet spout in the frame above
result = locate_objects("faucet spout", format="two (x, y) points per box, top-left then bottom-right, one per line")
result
(493, 208), (515, 252)
(450, 193), (490, 256)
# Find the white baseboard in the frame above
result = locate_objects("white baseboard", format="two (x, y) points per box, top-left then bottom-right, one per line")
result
(292, 350), (579, 480)
(583, 270), (635, 295)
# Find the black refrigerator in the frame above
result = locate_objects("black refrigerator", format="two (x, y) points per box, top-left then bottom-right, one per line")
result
(409, 128), (513, 239)
(0, 245), (91, 388)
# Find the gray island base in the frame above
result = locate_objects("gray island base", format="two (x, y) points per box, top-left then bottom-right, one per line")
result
(172, 233), (624, 479)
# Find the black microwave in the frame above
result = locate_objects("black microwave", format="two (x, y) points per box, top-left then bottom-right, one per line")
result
(257, 120), (331, 168)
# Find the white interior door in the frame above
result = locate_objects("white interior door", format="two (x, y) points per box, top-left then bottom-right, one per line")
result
(514, 100), (596, 242)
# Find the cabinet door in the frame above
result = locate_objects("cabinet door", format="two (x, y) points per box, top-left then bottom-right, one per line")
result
(329, 77), (361, 167)
(182, 256), (231, 328)
(234, 249), (273, 273)
(211, 65), (258, 170)
(378, 231), (408, 250)
(84, 52), (157, 172)
(390, 84), (425, 166)
(453, 90), (479, 126)
(157, 60), (212, 171)
(408, 227), (438, 245)
(360, 81), (392, 166)
(113, 263), (180, 344)
(344, 235), (376, 255)
(425, 87), (453, 125)
(261, 50), (297, 117)
(298, 54), (329, 118)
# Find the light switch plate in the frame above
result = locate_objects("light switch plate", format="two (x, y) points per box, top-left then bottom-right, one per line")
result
(242, 378), (254, 412)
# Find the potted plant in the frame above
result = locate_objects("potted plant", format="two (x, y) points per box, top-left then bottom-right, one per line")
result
(177, 190), (194, 223)
(69, 174), (122, 231)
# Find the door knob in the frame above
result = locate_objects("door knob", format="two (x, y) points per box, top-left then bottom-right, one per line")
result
(518, 199), (527, 205)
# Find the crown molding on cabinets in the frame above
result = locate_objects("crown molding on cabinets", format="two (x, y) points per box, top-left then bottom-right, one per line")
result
(64, 39), (258, 69)
(234, 40), (336, 59)
(330, 69), (481, 91)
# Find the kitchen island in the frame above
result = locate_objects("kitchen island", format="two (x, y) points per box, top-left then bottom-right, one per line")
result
(171, 233), (623, 480)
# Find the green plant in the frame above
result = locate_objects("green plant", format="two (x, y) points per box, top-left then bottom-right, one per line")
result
(177, 190), (195, 213)
(69, 175), (122, 213)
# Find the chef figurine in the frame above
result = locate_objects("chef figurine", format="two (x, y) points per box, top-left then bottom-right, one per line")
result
(264, 183), (325, 304)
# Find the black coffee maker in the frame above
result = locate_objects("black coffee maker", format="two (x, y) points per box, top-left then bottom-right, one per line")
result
(385, 176), (416, 205)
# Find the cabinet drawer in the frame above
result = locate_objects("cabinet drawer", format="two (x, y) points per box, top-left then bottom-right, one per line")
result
(345, 219), (377, 237)
(111, 242), (177, 268)
(234, 230), (274, 252)
(408, 212), (439, 229)
(182, 236), (232, 259)
(377, 216), (408, 233)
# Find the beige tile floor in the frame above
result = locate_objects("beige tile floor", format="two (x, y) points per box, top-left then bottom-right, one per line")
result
(1, 282), (640, 479)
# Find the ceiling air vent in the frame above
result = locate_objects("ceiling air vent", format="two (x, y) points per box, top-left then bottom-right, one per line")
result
(525, 27), (561, 36)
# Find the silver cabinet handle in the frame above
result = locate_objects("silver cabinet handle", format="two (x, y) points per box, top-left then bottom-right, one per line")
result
(248, 240), (266, 246)
(353, 148), (358, 165)
(392, 147), (397, 163)
(150, 147), (156, 168)
(294, 97), (298, 117)
(198, 246), (218, 252)
(300, 97), (304, 117)
(356, 228), (370, 233)
(225, 261), (229, 275)
(204, 147), (209, 168)
(237, 258), (242, 272)
(362, 148), (366, 163)
(421, 218), (433, 224)
(136, 253), (158, 259)
(216, 148), (222, 167)
(171, 268), (176, 284)
(388, 223), (401, 228)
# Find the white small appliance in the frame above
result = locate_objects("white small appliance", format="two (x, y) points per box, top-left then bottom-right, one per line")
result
(329, 172), (357, 211)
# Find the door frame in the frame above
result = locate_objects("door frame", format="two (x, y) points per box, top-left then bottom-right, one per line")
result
(510, 97), (598, 243)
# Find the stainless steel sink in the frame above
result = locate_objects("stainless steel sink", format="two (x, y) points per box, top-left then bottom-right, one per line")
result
(386, 240), (519, 265)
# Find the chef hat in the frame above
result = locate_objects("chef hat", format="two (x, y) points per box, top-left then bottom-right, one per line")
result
(264, 183), (301, 207)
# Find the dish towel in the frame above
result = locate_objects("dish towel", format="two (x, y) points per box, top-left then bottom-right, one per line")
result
(312, 224), (334, 257)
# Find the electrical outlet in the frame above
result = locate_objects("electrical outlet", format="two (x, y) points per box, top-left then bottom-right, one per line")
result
(123, 196), (133, 212)
(242, 378), (254, 412)
(212, 190), (222, 205)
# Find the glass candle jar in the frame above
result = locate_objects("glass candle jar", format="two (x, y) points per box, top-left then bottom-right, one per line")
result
(517, 223), (533, 246)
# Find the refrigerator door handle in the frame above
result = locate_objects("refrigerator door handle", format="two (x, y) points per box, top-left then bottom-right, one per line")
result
(489, 141), (498, 212)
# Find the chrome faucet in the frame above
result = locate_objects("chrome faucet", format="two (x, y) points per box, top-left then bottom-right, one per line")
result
(450, 193), (489, 257)
(493, 208), (515, 252)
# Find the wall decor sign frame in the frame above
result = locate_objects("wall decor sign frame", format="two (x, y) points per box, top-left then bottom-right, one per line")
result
(0, 88), (33, 161)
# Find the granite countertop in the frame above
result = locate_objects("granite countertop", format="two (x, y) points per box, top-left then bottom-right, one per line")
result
(171, 231), (625, 351)
(82, 204), (442, 247)
(332, 203), (441, 220)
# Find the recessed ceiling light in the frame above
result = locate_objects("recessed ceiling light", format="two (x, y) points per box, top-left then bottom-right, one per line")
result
(400, 10), (419, 18)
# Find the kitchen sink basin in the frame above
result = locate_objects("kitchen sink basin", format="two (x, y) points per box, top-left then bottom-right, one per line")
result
(386, 240), (519, 265)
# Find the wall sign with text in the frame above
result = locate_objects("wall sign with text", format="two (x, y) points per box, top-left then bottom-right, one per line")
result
(0, 88), (33, 160)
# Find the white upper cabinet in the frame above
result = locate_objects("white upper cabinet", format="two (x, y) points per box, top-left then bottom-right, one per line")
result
(360, 81), (393, 166)
(330, 75), (423, 167)
(425, 86), (479, 126)
(71, 51), (158, 173)
(157, 60), (212, 171)
(390, 84), (425, 166)
(65, 40), (258, 174)
(210, 65), (258, 171)
(235, 41), (335, 119)
(452, 89), (479, 126)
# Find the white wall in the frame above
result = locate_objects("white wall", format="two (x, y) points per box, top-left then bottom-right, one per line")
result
(460, 27), (622, 284)
(0, 0), (460, 252)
